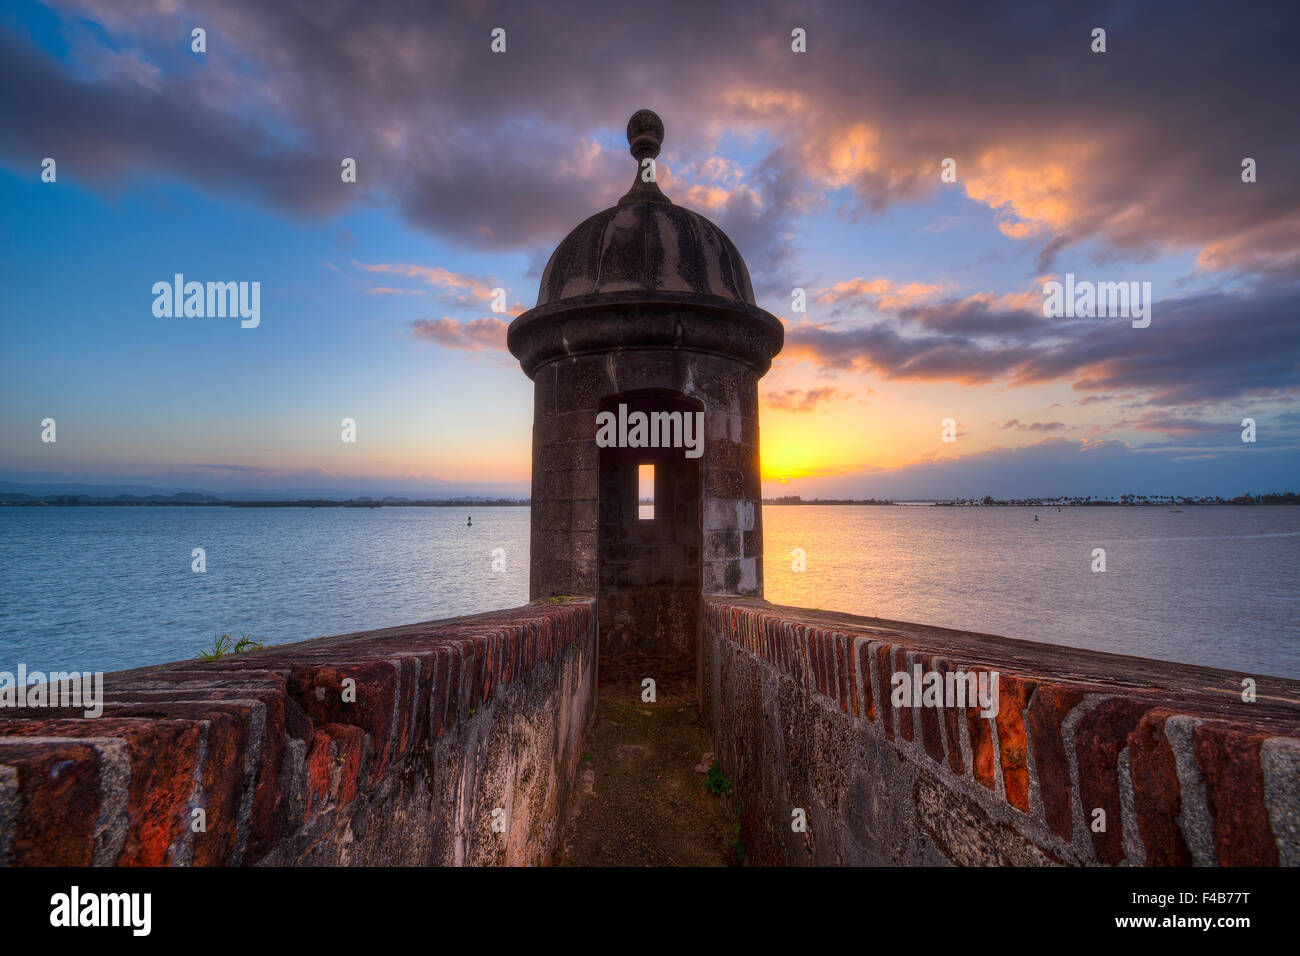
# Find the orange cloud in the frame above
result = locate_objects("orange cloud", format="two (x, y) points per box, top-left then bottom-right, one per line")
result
(355, 261), (498, 300)
(807, 123), (882, 189)
(962, 149), (1078, 239)
(365, 286), (425, 296)
(720, 85), (808, 119)
(410, 317), (508, 351)
(816, 277), (943, 311)
(1196, 217), (1300, 276)
(763, 387), (841, 412)
(682, 182), (762, 212)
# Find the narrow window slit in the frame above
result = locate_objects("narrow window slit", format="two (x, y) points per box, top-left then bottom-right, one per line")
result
(638, 463), (654, 520)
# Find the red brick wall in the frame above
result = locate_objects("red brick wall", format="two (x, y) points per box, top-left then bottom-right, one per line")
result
(0, 600), (596, 866)
(702, 598), (1300, 866)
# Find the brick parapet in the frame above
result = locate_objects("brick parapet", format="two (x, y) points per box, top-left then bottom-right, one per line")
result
(703, 597), (1300, 866)
(0, 600), (596, 866)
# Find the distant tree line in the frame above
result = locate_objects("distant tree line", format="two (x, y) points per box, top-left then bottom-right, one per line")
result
(763, 495), (896, 505)
(950, 492), (1299, 506)
(6, 491), (1296, 508)
(0, 493), (530, 507)
(759, 492), (1299, 506)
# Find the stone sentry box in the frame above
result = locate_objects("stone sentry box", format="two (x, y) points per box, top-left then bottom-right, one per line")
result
(508, 110), (783, 668)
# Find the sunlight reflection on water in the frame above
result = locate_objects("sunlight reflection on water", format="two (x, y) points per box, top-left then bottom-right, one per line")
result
(1, 505), (1295, 678)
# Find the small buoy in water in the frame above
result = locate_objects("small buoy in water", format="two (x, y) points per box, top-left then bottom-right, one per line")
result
(467, 516), (472, 526)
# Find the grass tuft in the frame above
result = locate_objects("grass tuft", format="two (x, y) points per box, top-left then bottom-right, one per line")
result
(198, 634), (266, 661)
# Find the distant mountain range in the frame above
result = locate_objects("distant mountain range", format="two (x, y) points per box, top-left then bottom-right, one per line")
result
(0, 482), (528, 507)
(1, 491), (226, 504)
(0, 492), (529, 507)
(0, 480), (528, 505)
(3, 482), (1294, 508)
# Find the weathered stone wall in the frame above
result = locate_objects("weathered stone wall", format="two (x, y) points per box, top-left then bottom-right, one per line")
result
(702, 597), (1300, 866)
(597, 392), (702, 660)
(521, 306), (769, 666)
(526, 313), (764, 600)
(0, 600), (596, 866)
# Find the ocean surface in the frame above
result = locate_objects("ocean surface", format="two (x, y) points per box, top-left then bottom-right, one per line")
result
(0, 505), (1296, 679)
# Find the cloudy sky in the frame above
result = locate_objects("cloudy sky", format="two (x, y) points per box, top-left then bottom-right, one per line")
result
(1, 0), (1296, 499)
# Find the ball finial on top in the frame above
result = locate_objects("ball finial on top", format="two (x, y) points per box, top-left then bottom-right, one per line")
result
(627, 109), (664, 161)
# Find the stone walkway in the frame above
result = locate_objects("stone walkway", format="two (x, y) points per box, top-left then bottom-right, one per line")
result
(558, 663), (738, 866)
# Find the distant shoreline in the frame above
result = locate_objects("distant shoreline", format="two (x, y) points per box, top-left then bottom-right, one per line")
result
(766, 494), (1298, 507)
(2, 493), (1296, 508)
(0, 496), (529, 508)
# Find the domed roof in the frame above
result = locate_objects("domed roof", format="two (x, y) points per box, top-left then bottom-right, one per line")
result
(509, 110), (783, 379)
(533, 110), (758, 309)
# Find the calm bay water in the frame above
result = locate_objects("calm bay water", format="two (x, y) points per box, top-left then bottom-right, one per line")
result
(0, 505), (1296, 678)
(763, 505), (1300, 680)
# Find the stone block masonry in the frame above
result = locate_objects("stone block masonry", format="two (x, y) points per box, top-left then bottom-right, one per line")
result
(702, 597), (1300, 866)
(509, 111), (782, 670)
(0, 600), (596, 866)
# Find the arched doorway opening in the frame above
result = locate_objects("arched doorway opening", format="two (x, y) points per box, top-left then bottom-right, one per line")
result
(596, 390), (703, 672)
